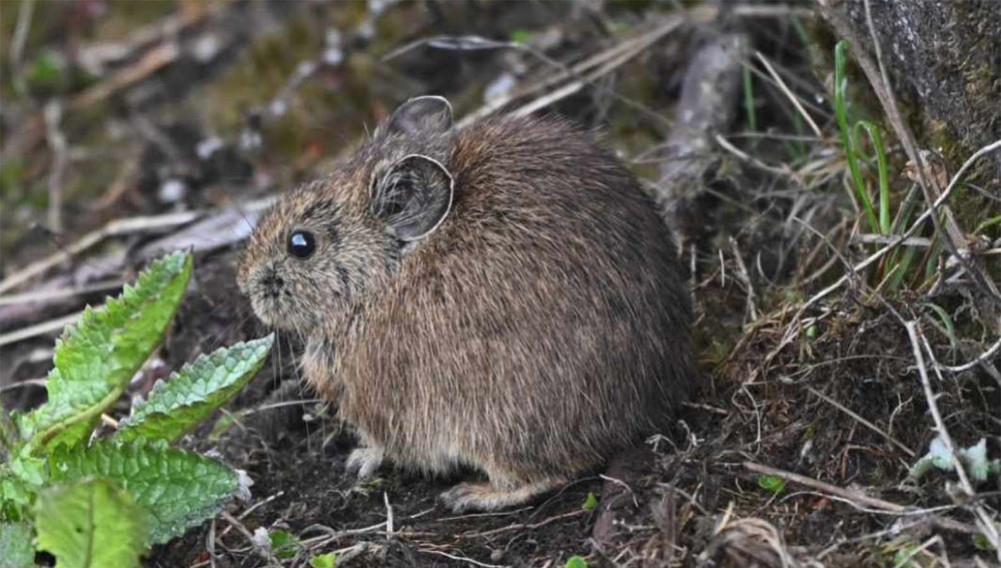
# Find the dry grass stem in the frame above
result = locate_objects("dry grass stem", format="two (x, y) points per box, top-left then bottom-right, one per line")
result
(743, 462), (906, 513)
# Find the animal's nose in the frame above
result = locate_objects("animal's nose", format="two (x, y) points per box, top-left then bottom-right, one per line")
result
(260, 269), (285, 298)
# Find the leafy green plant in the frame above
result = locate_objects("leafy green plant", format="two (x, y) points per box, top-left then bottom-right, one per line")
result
(834, 41), (918, 291)
(268, 529), (305, 560)
(310, 552), (337, 568)
(565, 556), (589, 568)
(910, 436), (1001, 482)
(835, 41), (884, 236)
(582, 491), (598, 512)
(0, 251), (274, 568)
(757, 474), (786, 495)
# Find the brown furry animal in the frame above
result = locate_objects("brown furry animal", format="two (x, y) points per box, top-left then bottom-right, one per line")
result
(238, 96), (696, 512)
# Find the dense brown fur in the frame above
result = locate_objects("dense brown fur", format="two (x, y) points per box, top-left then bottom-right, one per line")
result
(238, 97), (696, 512)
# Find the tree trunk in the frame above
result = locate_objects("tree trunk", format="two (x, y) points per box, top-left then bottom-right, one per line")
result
(820, 0), (1001, 163)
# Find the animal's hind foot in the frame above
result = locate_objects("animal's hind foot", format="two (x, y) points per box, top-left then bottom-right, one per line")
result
(438, 478), (565, 513)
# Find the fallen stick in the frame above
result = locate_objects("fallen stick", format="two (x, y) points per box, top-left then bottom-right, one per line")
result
(743, 461), (906, 513)
(0, 279), (121, 307)
(0, 210), (200, 295)
(0, 311), (82, 347)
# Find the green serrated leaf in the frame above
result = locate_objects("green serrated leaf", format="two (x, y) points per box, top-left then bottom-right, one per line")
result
(35, 478), (149, 568)
(958, 438), (990, 482)
(909, 436), (998, 482)
(565, 556), (589, 568)
(1, 448), (47, 515)
(582, 491), (598, 512)
(0, 521), (35, 568)
(757, 475), (786, 494)
(49, 440), (237, 545)
(115, 334), (274, 443)
(311, 552), (337, 568)
(269, 529), (303, 560)
(23, 251), (193, 452)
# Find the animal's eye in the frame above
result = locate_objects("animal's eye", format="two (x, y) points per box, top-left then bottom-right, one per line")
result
(287, 230), (316, 259)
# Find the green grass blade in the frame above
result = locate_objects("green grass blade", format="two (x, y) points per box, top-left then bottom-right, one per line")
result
(114, 334), (274, 443)
(923, 303), (958, 349)
(35, 479), (149, 568)
(22, 252), (193, 453)
(974, 214), (1001, 234)
(886, 246), (918, 291)
(49, 441), (238, 545)
(853, 120), (891, 234)
(925, 237), (943, 280)
(834, 41), (879, 234)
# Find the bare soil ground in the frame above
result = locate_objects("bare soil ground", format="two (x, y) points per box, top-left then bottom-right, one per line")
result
(2, 2), (999, 567)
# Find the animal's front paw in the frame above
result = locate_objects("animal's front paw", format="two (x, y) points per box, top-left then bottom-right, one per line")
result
(346, 446), (385, 479)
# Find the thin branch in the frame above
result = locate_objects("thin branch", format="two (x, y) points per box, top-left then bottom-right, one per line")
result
(754, 51), (822, 138)
(904, 321), (1001, 558)
(807, 387), (915, 457)
(936, 336), (1001, 373)
(0, 311), (83, 347)
(744, 462), (906, 513)
(0, 210), (200, 295)
(417, 549), (510, 568)
(0, 279), (122, 307)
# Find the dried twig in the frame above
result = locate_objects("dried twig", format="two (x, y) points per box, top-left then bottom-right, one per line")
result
(715, 134), (801, 180)
(853, 234), (932, 248)
(655, 31), (748, 241)
(441, 10), (700, 128)
(0, 311), (83, 347)
(383, 491), (395, 537)
(0, 210), (200, 295)
(754, 51), (822, 138)
(508, 15), (689, 123)
(0, 279), (121, 307)
(743, 462), (906, 513)
(806, 387), (915, 457)
(905, 321), (1001, 558)
(417, 549), (509, 568)
(730, 237), (759, 322)
(456, 510), (587, 540)
(936, 336), (1001, 373)
(69, 42), (180, 112)
(78, 1), (223, 73)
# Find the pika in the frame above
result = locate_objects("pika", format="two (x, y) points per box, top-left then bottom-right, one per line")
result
(238, 96), (696, 512)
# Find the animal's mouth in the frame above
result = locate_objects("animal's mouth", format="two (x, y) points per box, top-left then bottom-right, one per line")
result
(249, 294), (321, 334)
(249, 295), (286, 329)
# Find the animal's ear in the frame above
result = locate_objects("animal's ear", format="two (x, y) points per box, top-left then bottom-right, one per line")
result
(383, 96), (453, 138)
(372, 154), (454, 241)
